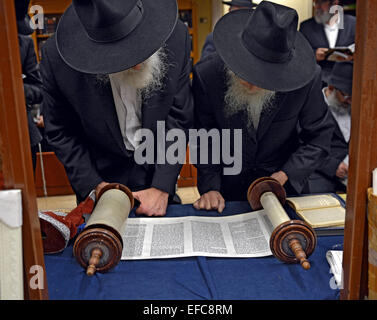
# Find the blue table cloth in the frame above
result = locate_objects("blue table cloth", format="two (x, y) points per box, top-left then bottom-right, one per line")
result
(44, 201), (343, 300)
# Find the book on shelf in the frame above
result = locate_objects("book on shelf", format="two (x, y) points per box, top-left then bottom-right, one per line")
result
(37, 14), (62, 36)
(286, 194), (345, 233)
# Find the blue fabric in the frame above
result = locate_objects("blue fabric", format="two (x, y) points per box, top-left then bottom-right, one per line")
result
(44, 201), (343, 300)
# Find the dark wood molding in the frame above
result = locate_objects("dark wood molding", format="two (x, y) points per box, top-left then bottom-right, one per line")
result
(0, 1), (48, 299)
(340, 0), (377, 300)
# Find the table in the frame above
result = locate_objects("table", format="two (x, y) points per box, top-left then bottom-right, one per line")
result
(44, 201), (343, 300)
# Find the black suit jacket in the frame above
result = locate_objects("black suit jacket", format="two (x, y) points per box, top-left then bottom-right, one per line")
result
(200, 33), (216, 61)
(41, 21), (194, 201)
(299, 15), (356, 84)
(306, 112), (349, 193)
(18, 35), (43, 147)
(192, 54), (334, 200)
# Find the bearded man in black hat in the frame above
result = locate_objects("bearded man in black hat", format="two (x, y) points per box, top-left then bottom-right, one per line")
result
(305, 62), (353, 193)
(200, 0), (257, 60)
(41, 0), (193, 216)
(192, 1), (334, 213)
(300, 0), (356, 85)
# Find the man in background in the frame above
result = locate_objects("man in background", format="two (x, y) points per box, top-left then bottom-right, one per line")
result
(300, 0), (355, 84)
(305, 62), (353, 193)
(15, 0), (44, 172)
(200, 0), (257, 60)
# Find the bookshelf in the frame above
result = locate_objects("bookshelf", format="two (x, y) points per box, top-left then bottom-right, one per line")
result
(30, 0), (70, 61)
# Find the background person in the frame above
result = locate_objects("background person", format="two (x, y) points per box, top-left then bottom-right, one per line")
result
(15, 0), (43, 173)
(305, 62), (353, 193)
(300, 0), (356, 85)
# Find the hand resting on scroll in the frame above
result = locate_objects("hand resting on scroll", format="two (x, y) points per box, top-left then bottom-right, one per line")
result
(193, 191), (226, 214)
(132, 187), (169, 217)
(270, 171), (288, 186)
(95, 183), (169, 216)
(193, 172), (288, 213)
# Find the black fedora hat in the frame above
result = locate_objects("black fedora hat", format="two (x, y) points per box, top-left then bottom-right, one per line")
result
(56, 0), (178, 74)
(214, 1), (316, 92)
(222, 0), (257, 8)
(328, 62), (354, 96)
(15, 0), (34, 35)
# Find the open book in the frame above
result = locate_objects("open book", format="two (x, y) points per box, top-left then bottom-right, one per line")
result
(325, 44), (355, 61)
(286, 194), (345, 229)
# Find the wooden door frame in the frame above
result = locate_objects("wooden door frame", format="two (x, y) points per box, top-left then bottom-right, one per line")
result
(0, 1), (48, 299)
(340, 0), (377, 300)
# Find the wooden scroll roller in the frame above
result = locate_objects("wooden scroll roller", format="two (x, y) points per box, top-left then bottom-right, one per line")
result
(73, 183), (134, 276)
(247, 177), (317, 270)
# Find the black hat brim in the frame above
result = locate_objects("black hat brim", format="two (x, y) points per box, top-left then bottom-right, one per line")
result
(56, 0), (178, 74)
(214, 9), (317, 92)
(222, 1), (257, 8)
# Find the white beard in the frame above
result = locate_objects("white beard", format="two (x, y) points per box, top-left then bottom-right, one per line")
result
(224, 69), (276, 130)
(327, 90), (351, 115)
(98, 47), (167, 101)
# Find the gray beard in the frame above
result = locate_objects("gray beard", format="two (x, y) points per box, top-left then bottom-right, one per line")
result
(314, 9), (332, 25)
(327, 90), (351, 115)
(224, 69), (276, 130)
(96, 47), (168, 101)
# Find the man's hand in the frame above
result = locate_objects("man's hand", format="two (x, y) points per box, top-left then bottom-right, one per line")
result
(336, 162), (348, 179)
(95, 181), (110, 199)
(36, 115), (44, 128)
(193, 191), (225, 213)
(132, 187), (169, 216)
(271, 171), (288, 186)
(316, 48), (329, 61)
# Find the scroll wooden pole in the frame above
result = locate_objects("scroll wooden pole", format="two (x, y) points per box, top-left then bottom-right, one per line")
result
(73, 184), (134, 275)
(0, 1), (48, 299)
(340, 0), (377, 300)
(248, 177), (317, 269)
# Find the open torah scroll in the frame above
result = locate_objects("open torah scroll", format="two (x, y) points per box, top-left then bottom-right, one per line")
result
(120, 210), (274, 260)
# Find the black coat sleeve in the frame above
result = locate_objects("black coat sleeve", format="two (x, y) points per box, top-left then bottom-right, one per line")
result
(200, 33), (216, 61)
(41, 44), (103, 200)
(150, 27), (194, 195)
(281, 68), (335, 193)
(316, 118), (349, 178)
(21, 37), (43, 106)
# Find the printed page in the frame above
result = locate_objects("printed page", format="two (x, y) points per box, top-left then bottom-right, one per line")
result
(287, 194), (341, 211)
(296, 206), (345, 228)
(120, 211), (272, 260)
